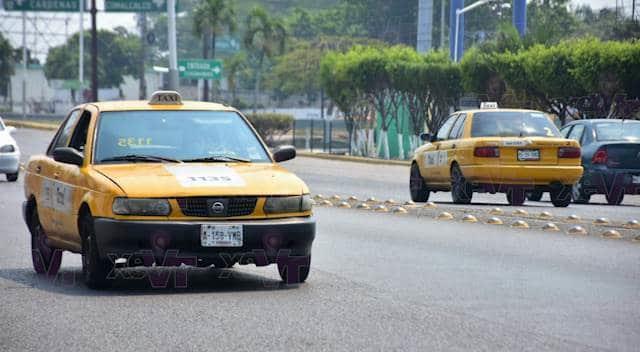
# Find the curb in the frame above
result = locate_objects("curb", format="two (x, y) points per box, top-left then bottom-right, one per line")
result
(296, 151), (410, 166)
(5, 119), (59, 131)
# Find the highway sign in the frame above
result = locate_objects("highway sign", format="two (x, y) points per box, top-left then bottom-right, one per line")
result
(3, 0), (80, 11)
(178, 59), (223, 80)
(105, 0), (167, 12)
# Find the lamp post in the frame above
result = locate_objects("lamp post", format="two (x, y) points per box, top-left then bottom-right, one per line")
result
(454, 0), (491, 62)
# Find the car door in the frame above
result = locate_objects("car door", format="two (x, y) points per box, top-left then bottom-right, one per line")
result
(420, 114), (459, 185)
(36, 109), (82, 238)
(439, 113), (467, 183)
(567, 124), (585, 146)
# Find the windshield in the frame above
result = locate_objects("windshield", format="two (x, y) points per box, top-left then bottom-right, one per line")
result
(94, 111), (270, 164)
(471, 111), (561, 138)
(595, 121), (640, 141)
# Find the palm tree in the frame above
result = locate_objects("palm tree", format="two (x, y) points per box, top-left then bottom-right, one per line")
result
(243, 6), (286, 113)
(192, 0), (236, 101)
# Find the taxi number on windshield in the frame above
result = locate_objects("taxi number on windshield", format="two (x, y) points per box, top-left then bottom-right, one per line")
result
(517, 149), (540, 161)
(201, 224), (243, 247)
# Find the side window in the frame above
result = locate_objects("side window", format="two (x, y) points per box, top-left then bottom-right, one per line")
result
(567, 124), (585, 145)
(560, 126), (573, 138)
(47, 110), (81, 155)
(436, 115), (459, 141)
(69, 111), (92, 153)
(449, 114), (467, 139)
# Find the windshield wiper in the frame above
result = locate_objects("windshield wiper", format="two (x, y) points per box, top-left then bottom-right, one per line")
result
(100, 154), (183, 163)
(182, 155), (250, 163)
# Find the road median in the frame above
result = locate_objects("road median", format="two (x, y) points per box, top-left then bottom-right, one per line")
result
(297, 151), (410, 166)
(4, 119), (59, 131)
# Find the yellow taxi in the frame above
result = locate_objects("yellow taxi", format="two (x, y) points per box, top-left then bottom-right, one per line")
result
(410, 107), (583, 207)
(23, 91), (315, 288)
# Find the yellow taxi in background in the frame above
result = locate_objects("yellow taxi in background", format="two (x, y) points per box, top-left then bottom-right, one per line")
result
(23, 91), (315, 288)
(410, 107), (583, 207)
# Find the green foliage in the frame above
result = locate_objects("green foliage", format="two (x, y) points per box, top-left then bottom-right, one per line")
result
(245, 113), (294, 145)
(44, 29), (141, 88)
(0, 33), (14, 97)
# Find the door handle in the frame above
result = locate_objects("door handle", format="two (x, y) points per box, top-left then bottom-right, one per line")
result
(35, 165), (42, 173)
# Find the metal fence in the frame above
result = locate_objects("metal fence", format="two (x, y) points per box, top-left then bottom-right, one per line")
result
(291, 119), (350, 154)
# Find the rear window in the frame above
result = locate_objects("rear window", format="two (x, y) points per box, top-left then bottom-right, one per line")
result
(595, 121), (640, 141)
(471, 111), (561, 138)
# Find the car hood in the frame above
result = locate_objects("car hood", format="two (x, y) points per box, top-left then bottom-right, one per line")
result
(0, 131), (17, 149)
(93, 162), (308, 197)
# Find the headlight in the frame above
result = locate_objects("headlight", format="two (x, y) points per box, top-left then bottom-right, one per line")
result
(112, 198), (171, 216)
(264, 194), (312, 214)
(0, 144), (15, 153)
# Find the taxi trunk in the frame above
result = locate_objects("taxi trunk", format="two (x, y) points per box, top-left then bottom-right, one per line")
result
(474, 137), (580, 166)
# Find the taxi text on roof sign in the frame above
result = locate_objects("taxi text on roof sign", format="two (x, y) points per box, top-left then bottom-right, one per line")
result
(148, 91), (183, 105)
(480, 102), (499, 109)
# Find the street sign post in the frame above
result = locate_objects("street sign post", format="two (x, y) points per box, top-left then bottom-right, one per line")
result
(178, 59), (223, 80)
(3, 0), (80, 11)
(105, 0), (167, 12)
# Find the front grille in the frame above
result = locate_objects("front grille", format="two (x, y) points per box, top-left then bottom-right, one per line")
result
(176, 197), (258, 217)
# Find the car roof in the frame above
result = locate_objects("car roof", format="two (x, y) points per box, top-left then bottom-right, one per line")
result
(84, 100), (237, 112)
(458, 108), (544, 115)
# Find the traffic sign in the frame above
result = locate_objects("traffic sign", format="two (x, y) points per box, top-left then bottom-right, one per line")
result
(105, 0), (167, 12)
(3, 0), (80, 11)
(178, 59), (223, 80)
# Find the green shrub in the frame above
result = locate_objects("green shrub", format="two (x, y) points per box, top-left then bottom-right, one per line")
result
(245, 113), (294, 145)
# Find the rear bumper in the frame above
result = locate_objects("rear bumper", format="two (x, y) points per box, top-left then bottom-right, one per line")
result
(461, 164), (583, 186)
(93, 216), (316, 267)
(0, 154), (19, 174)
(581, 168), (640, 195)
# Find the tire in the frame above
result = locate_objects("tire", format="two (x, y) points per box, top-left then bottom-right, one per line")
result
(277, 255), (311, 284)
(6, 172), (18, 182)
(80, 214), (111, 289)
(571, 182), (590, 204)
(409, 163), (430, 202)
(29, 205), (62, 277)
(550, 185), (572, 207)
(605, 188), (624, 205)
(451, 165), (473, 204)
(526, 190), (543, 202)
(506, 189), (526, 206)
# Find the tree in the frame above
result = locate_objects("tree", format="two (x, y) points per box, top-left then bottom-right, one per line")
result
(0, 33), (14, 99)
(526, 0), (579, 45)
(193, 0), (236, 101)
(243, 6), (286, 113)
(224, 51), (248, 106)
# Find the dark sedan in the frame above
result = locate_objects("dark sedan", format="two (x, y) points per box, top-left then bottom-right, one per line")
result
(558, 119), (640, 205)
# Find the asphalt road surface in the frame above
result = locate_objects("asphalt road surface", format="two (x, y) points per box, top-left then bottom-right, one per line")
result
(1, 128), (639, 351)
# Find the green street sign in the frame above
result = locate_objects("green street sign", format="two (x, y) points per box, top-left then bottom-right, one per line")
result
(105, 0), (167, 12)
(3, 0), (80, 12)
(178, 59), (223, 80)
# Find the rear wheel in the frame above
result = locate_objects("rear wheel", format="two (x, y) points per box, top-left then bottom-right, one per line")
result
(571, 182), (591, 204)
(506, 189), (526, 206)
(451, 165), (473, 204)
(6, 172), (18, 182)
(277, 255), (311, 284)
(605, 188), (624, 205)
(29, 205), (62, 277)
(525, 190), (543, 202)
(551, 186), (572, 207)
(409, 163), (430, 202)
(80, 214), (111, 289)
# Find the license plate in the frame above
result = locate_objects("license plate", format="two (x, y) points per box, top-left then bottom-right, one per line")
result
(633, 175), (640, 184)
(518, 149), (540, 161)
(200, 224), (243, 247)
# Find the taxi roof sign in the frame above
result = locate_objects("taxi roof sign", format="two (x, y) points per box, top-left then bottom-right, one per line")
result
(480, 102), (499, 109)
(149, 91), (183, 105)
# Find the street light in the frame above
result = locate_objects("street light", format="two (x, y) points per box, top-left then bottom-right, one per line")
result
(454, 0), (491, 62)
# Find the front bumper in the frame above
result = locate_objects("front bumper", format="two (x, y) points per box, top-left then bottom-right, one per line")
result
(581, 168), (640, 195)
(93, 217), (316, 267)
(461, 165), (583, 186)
(0, 153), (19, 174)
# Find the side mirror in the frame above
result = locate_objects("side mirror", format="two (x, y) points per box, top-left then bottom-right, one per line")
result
(420, 133), (433, 142)
(6, 126), (16, 134)
(272, 145), (296, 163)
(53, 147), (84, 166)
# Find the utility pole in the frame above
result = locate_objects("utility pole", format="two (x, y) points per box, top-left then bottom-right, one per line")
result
(167, 0), (179, 91)
(22, 11), (26, 119)
(90, 0), (98, 101)
(79, 0), (84, 102)
(417, 0), (433, 53)
(440, 0), (445, 49)
(138, 14), (148, 99)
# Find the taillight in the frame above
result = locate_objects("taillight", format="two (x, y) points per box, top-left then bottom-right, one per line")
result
(474, 146), (500, 158)
(592, 148), (608, 164)
(558, 147), (581, 158)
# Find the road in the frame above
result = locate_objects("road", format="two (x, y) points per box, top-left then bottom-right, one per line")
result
(1, 128), (639, 351)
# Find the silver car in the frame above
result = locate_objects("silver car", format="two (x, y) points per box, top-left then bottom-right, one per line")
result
(0, 117), (20, 182)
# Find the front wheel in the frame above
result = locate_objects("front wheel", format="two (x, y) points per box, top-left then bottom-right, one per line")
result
(451, 165), (472, 204)
(409, 163), (430, 202)
(550, 186), (572, 207)
(506, 189), (526, 206)
(30, 205), (62, 276)
(526, 190), (543, 202)
(80, 214), (111, 289)
(277, 255), (311, 284)
(6, 172), (18, 182)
